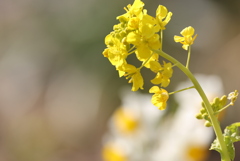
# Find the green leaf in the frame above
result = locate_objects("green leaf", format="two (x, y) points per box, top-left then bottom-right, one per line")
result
(210, 122), (240, 161)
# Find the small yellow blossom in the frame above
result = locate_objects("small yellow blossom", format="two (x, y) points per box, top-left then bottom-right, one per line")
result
(151, 62), (173, 87)
(126, 9), (160, 62)
(151, 72), (170, 87)
(103, 35), (129, 67)
(127, 17), (140, 30)
(118, 63), (144, 91)
(117, 0), (144, 21)
(124, 0), (144, 17)
(156, 5), (172, 30)
(174, 26), (197, 50)
(148, 61), (162, 73)
(102, 143), (127, 161)
(149, 86), (169, 110)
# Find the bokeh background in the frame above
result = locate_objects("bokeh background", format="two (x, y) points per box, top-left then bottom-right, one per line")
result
(0, 0), (240, 161)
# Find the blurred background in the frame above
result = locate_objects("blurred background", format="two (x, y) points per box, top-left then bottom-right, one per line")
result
(0, 0), (239, 161)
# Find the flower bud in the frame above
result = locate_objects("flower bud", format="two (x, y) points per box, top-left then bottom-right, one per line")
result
(204, 121), (212, 127)
(195, 113), (203, 119)
(200, 108), (206, 114)
(202, 113), (209, 120)
(220, 95), (227, 107)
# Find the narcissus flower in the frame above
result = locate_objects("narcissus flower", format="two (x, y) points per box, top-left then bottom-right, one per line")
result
(174, 26), (197, 50)
(149, 86), (169, 110)
(102, 143), (127, 161)
(113, 107), (139, 134)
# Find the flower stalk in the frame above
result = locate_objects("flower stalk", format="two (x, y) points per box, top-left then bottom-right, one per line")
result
(152, 49), (231, 161)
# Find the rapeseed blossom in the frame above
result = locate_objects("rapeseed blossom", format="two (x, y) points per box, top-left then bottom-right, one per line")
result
(151, 62), (173, 87)
(103, 0), (173, 109)
(156, 5), (172, 30)
(118, 63), (144, 91)
(149, 86), (169, 110)
(174, 26), (197, 50)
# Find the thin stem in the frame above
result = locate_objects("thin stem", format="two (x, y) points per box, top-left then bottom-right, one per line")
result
(139, 52), (154, 69)
(128, 49), (136, 55)
(128, 45), (136, 53)
(216, 104), (232, 114)
(160, 30), (163, 50)
(169, 86), (195, 95)
(152, 49), (231, 161)
(186, 45), (191, 69)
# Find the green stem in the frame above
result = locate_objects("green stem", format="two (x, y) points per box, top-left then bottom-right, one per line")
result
(139, 52), (154, 69)
(160, 30), (163, 50)
(152, 49), (231, 161)
(186, 45), (191, 69)
(169, 86), (195, 95)
(216, 103), (232, 114)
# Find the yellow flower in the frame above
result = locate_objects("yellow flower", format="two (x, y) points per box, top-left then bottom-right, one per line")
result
(162, 62), (173, 78)
(151, 72), (170, 87)
(117, 0), (144, 22)
(103, 34), (129, 67)
(151, 62), (173, 87)
(118, 63), (144, 91)
(126, 0), (144, 16)
(102, 143), (127, 161)
(148, 61), (162, 73)
(156, 5), (172, 30)
(113, 107), (139, 134)
(174, 26), (197, 50)
(126, 10), (161, 61)
(149, 86), (169, 110)
(127, 17), (140, 30)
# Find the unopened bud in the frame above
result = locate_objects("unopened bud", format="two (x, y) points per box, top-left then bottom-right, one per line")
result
(200, 108), (206, 114)
(220, 95), (227, 107)
(195, 113), (203, 119)
(204, 121), (212, 127)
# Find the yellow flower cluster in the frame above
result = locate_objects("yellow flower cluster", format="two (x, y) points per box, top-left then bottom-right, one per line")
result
(103, 0), (173, 110)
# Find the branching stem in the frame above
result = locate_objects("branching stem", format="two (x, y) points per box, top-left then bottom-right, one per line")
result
(169, 86), (195, 95)
(152, 49), (231, 161)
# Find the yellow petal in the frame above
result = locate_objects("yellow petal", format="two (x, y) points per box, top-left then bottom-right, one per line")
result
(181, 26), (195, 37)
(148, 61), (162, 73)
(135, 44), (151, 61)
(156, 5), (167, 19)
(126, 32), (141, 45)
(131, 71), (144, 91)
(151, 72), (162, 85)
(174, 35), (184, 42)
(129, 0), (144, 16)
(149, 86), (160, 93)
